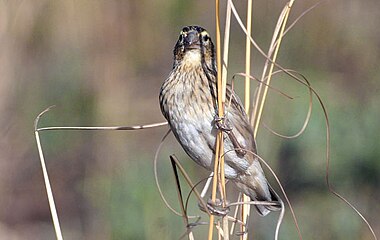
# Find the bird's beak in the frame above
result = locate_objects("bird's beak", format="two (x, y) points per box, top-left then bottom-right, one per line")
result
(184, 30), (201, 50)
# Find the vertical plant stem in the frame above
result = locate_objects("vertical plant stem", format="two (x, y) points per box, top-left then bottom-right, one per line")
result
(209, 0), (227, 239)
(170, 156), (194, 240)
(35, 130), (63, 240)
(222, 3), (232, 239)
(222, 0), (232, 94)
(253, 1), (294, 137)
(242, 0), (253, 239)
(208, 136), (219, 240)
(244, 0), (252, 112)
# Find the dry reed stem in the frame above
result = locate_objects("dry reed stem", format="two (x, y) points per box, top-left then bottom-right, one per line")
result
(244, 0), (252, 112)
(209, 0), (227, 239)
(170, 156), (194, 240)
(154, 131), (214, 219)
(241, 0), (253, 239)
(170, 155), (210, 216)
(221, 1), (231, 99)
(34, 106), (63, 240)
(229, 194), (241, 236)
(215, 0), (226, 203)
(37, 122), (168, 131)
(253, 0), (295, 137)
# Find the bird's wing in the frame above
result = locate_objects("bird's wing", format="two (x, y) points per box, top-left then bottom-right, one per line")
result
(224, 84), (258, 167)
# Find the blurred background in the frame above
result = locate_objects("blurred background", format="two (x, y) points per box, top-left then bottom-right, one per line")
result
(0, 0), (379, 239)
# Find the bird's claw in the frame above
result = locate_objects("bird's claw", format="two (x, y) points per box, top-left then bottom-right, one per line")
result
(214, 116), (247, 157)
(235, 148), (247, 156)
(199, 198), (230, 216)
(214, 116), (232, 132)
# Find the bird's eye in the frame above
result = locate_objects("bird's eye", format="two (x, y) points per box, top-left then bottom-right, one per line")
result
(202, 34), (209, 42)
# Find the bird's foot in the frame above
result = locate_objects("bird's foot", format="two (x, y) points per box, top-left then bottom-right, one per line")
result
(214, 116), (247, 157)
(199, 198), (230, 216)
(234, 147), (247, 157)
(214, 116), (232, 132)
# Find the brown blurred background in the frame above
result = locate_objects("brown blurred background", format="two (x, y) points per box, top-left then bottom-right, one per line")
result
(0, 0), (379, 239)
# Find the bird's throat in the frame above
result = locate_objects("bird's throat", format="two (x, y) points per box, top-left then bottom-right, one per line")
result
(181, 50), (202, 68)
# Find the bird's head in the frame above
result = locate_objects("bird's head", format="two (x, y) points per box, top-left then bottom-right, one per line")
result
(173, 26), (215, 68)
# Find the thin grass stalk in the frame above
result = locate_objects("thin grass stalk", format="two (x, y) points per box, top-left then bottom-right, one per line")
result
(170, 156), (194, 240)
(37, 122), (168, 131)
(253, 0), (295, 137)
(34, 109), (63, 240)
(244, 0), (252, 112)
(208, 136), (220, 240)
(222, 5), (233, 239)
(209, 0), (227, 239)
(250, 3), (288, 128)
(170, 155), (211, 216)
(221, 2), (232, 240)
(221, 0), (232, 95)
(220, 0), (231, 202)
(242, 0), (253, 239)
(229, 193), (241, 236)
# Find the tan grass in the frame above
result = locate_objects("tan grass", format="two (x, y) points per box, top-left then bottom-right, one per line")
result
(241, 0), (253, 239)
(208, 0), (226, 238)
(34, 106), (63, 240)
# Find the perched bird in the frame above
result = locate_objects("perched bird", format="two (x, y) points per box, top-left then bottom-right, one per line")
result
(159, 25), (281, 216)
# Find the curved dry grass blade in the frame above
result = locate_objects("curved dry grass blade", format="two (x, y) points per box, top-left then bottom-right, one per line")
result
(276, 71), (378, 240)
(153, 129), (183, 216)
(253, 1), (294, 137)
(234, 69), (312, 139)
(263, 67), (377, 239)
(282, 69), (378, 240)
(229, 0), (312, 119)
(228, 199), (286, 240)
(34, 106), (63, 240)
(262, 70), (313, 139)
(179, 217), (206, 240)
(311, 88), (379, 240)
(229, 0), (314, 90)
(221, 148), (302, 240)
(250, 2), (289, 130)
(228, 9), (375, 236)
(283, 1), (324, 37)
(273, 68), (379, 239)
(232, 73), (294, 100)
(185, 176), (213, 217)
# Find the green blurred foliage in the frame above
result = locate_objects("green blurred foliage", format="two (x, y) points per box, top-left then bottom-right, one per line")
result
(0, 0), (379, 239)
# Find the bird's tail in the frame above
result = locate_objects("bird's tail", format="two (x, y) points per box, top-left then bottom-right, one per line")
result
(251, 184), (282, 216)
(235, 178), (282, 216)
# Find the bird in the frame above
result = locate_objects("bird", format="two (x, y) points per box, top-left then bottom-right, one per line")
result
(159, 25), (281, 216)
